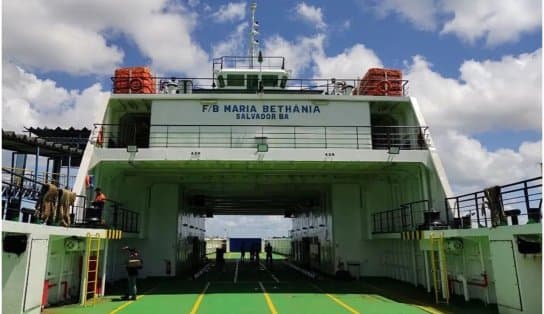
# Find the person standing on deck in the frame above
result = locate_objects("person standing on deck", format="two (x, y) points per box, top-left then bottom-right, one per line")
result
(92, 187), (107, 224)
(240, 242), (246, 262)
(265, 242), (273, 264)
(38, 181), (59, 225)
(122, 247), (143, 300)
(92, 187), (106, 210)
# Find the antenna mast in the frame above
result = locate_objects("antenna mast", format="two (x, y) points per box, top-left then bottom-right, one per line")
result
(248, 2), (259, 69)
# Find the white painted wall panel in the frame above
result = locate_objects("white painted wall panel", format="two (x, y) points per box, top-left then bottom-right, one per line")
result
(2, 238), (30, 314)
(332, 184), (362, 270)
(24, 238), (49, 314)
(490, 240), (522, 311)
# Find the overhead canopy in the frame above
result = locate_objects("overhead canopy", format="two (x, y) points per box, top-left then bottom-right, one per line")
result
(2, 128), (89, 166)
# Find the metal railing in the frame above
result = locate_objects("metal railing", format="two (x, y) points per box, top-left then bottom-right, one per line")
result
(445, 176), (542, 228)
(110, 76), (409, 96)
(2, 167), (140, 232)
(2, 167), (77, 190)
(91, 123), (429, 151)
(372, 200), (430, 233)
(372, 177), (542, 234)
(110, 202), (139, 233)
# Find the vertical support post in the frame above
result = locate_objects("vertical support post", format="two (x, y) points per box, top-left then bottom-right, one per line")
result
(165, 126), (169, 148)
(324, 127), (327, 149)
(356, 126), (359, 149)
(34, 146), (40, 190)
(100, 239), (109, 296)
(523, 181), (530, 213)
(482, 196), (488, 227)
(473, 193), (481, 228)
(66, 154), (71, 188)
(80, 236), (90, 305)
(423, 250), (431, 293)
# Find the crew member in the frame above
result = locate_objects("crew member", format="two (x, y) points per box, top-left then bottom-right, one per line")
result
(92, 187), (107, 210)
(265, 242), (273, 264)
(123, 246), (143, 300)
(38, 181), (59, 225)
(58, 189), (76, 226)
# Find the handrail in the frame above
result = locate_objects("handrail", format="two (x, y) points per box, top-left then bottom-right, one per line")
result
(2, 168), (140, 232)
(372, 199), (430, 233)
(372, 177), (542, 234)
(91, 123), (429, 151)
(445, 176), (542, 228)
(110, 76), (409, 96)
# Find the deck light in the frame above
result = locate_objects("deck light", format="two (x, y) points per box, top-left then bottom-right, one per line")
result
(127, 145), (138, 153)
(257, 143), (268, 152)
(388, 146), (400, 155)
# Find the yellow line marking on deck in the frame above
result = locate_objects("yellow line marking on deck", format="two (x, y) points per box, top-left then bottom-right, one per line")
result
(325, 293), (360, 314)
(109, 295), (143, 314)
(259, 281), (279, 314)
(414, 305), (445, 314)
(362, 282), (444, 314)
(189, 282), (210, 314)
(311, 283), (360, 314)
(109, 284), (160, 314)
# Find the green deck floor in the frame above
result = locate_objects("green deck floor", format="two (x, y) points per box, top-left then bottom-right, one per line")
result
(44, 253), (498, 314)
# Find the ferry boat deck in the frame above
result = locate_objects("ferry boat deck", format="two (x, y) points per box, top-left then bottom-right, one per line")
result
(44, 253), (497, 314)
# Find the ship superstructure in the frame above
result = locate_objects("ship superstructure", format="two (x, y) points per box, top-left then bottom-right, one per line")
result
(2, 3), (541, 314)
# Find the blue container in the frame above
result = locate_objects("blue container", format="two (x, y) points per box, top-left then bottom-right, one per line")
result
(229, 238), (261, 252)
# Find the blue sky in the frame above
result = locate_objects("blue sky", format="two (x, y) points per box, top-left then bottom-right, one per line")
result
(2, 0), (542, 237)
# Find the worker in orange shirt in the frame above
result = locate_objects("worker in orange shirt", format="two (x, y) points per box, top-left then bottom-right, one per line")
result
(92, 187), (107, 210)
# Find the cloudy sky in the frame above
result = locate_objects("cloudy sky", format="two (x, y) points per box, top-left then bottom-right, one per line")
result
(2, 0), (542, 237)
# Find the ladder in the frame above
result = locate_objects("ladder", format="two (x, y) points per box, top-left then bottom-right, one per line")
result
(429, 233), (449, 304)
(83, 233), (101, 305)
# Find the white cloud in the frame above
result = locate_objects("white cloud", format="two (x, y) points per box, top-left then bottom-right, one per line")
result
(295, 2), (327, 30)
(3, 0), (209, 76)
(3, 0), (123, 75)
(405, 49), (541, 133)
(313, 44), (383, 79)
(362, 0), (438, 31)
(435, 131), (541, 193)
(212, 2), (246, 23)
(361, 0), (541, 45)
(212, 23), (248, 57)
(441, 0), (542, 46)
(206, 215), (292, 238)
(264, 34), (325, 76)
(2, 63), (109, 132)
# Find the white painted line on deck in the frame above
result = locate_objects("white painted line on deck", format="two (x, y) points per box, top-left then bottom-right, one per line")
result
(283, 261), (317, 279)
(234, 260), (239, 283)
(260, 262), (280, 283)
(193, 262), (212, 279)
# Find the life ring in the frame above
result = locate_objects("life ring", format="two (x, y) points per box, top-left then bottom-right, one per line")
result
(129, 78), (143, 92)
(97, 127), (104, 146)
(377, 80), (390, 93)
